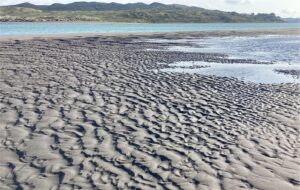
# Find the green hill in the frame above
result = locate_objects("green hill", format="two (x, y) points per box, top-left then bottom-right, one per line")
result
(0, 2), (284, 23)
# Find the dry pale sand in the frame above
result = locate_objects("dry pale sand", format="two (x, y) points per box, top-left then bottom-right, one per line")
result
(0, 31), (300, 190)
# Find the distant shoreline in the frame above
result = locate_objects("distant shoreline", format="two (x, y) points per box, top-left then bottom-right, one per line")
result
(0, 28), (299, 41)
(0, 2), (284, 23)
(0, 21), (289, 23)
(0, 21), (293, 24)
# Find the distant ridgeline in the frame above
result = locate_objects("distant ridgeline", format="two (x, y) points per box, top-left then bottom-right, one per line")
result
(0, 2), (284, 23)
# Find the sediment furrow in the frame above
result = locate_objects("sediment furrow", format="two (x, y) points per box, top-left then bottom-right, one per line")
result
(0, 36), (299, 190)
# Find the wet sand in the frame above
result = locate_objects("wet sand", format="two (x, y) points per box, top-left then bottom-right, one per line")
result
(0, 30), (300, 190)
(0, 28), (299, 42)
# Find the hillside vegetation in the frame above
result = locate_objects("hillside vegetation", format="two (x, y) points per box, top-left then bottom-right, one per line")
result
(0, 2), (284, 23)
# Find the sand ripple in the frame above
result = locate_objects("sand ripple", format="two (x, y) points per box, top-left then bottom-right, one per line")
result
(0, 35), (299, 190)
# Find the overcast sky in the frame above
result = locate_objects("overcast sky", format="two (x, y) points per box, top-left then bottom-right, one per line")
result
(1, 0), (299, 18)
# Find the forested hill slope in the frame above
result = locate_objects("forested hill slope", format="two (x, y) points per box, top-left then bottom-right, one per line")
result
(0, 2), (284, 23)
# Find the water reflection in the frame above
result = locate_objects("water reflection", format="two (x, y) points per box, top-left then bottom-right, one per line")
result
(159, 62), (300, 84)
(149, 35), (300, 83)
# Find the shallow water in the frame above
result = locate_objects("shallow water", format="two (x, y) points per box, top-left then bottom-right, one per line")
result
(150, 35), (300, 83)
(150, 35), (300, 64)
(0, 22), (299, 36)
(160, 62), (300, 84)
(178, 35), (300, 64)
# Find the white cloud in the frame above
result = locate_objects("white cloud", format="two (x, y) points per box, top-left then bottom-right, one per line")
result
(224, 0), (253, 5)
(281, 9), (300, 18)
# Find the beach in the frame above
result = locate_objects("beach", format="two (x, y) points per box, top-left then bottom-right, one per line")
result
(0, 30), (299, 190)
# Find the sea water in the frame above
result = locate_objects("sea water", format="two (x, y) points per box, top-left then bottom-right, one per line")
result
(160, 62), (299, 84)
(152, 35), (300, 83)
(167, 35), (300, 63)
(0, 22), (299, 36)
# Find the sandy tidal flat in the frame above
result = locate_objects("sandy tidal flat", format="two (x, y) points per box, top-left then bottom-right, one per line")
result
(0, 32), (300, 190)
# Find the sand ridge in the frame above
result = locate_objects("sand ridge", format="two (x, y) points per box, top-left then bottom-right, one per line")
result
(0, 34), (300, 190)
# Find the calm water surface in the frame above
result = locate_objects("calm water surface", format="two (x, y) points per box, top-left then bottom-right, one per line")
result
(160, 62), (300, 84)
(152, 35), (300, 83)
(0, 22), (299, 36)
(166, 35), (300, 64)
